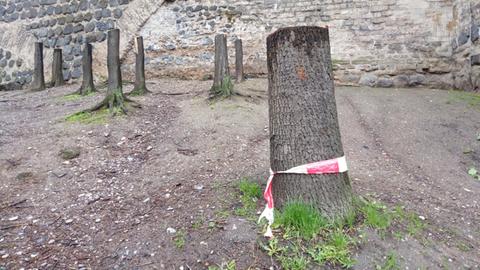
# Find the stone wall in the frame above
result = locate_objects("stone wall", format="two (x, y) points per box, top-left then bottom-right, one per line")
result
(1, 0), (479, 91)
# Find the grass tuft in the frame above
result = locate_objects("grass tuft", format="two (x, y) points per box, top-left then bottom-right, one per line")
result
(308, 229), (356, 268)
(210, 75), (234, 98)
(65, 108), (111, 124)
(235, 178), (261, 217)
(358, 200), (392, 231)
(275, 201), (328, 239)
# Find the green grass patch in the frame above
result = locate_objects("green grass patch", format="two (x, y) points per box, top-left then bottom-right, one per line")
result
(235, 178), (261, 217)
(65, 109), (110, 124)
(173, 230), (186, 249)
(447, 90), (480, 110)
(376, 251), (400, 270)
(358, 200), (393, 231)
(210, 75), (234, 98)
(308, 229), (356, 268)
(275, 202), (328, 239)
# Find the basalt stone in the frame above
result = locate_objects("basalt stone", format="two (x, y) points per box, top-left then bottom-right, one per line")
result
(94, 9), (101, 20)
(97, 0), (107, 8)
(63, 70), (71, 80)
(457, 31), (470, 46)
(73, 14), (83, 22)
(172, 6), (180, 12)
(32, 0), (40, 7)
(20, 11), (28, 19)
(472, 24), (479, 42)
(37, 27), (48, 37)
(73, 24), (83, 32)
(359, 73), (378, 87)
(41, 19), (49, 27)
(101, 8), (110, 17)
(69, 2), (79, 13)
(96, 20), (113, 31)
(85, 33), (96, 43)
(408, 74), (425, 86)
(54, 5), (62, 14)
(73, 44), (82, 55)
(57, 16), (65, 24)
(64, 54), (74, 61)
(5, 75), (11, 82)
(83, 12), (92, 21)
(90, 0), (99, 6)
(7, 12), (18, 21)
(118, 0), (128, 5)
(377, 77), (394, 88)
(5, 51), (11, 59)
(0, 70), (5, 77)
(38, 7), (46, 17)
(23, 1), (31, 9)
(109, 0), (118, 7)
(200, 37), (213, 46)
(73, 58), (82, 67)
(63, 23), (73, 34)
(65, 14), (73, 22)
(62, 61), (69, 69)
(64, 45), (73, 55)
(47, 28), (54, 37)
(471, 54), (480, 66)
(15, 3), (22, 11)
(46, 5), (54, 15)
(112, 8), (121, 18)
(193, 5), (202, 12)
(0, 6), (6, 16)
(85, 21), (95, 32)
(16, 58), (22, 67)
(79, 0), (88, 10)
(47, 37), (57, 47)
(64, 35), (72, 44)
(49, 18), (57, 26)
(62, 4), (70, 14)
(6, 3), (14, 13)
(71, 67), (81, 78)
(54, 26), (63, 35)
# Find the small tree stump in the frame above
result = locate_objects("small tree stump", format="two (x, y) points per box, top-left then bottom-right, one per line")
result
(31, 42), (45, 91)
(51, 48), (64, 87)
(77, 43), (96, 95)
(235, 39), (244, 83)
(129, 36), (150, 96)
(267, 26), (353, 221)
(210, 34), (233, 97)
(85, 29), (132, 114)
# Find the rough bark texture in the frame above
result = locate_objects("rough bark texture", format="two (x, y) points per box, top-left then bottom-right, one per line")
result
(267, 26), (353, 221)
(51, 49), (64, 87)
(235, 39), (244, 83)
(129, 36), (150, 96)
(78, 43), (96, 95)
(88, 29), (127, 114)
(31, 42), (45, 91)
(211, 34), (233, 96)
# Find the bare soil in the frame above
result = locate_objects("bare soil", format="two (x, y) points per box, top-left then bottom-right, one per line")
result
(0, 79), (479, 269)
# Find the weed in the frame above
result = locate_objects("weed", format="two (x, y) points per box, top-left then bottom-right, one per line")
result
(448, 90), (480, 110)
(376, 251), (400, 270)
(278, 254), (310, 270)
(359, 200), (392, 231)
(275, 202), (328, 239)
(191, 216), (204, 229)
(173, 230), (186, 249)
(208, 260), (236, 270)
(308, 229), (356, 268)
(468, 167), (479, 180)
(235, 179), (261, 217)
(210, 75), (234, 98)
(259, 238), (286, 257)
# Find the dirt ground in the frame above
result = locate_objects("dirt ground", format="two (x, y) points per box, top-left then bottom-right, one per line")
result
(0, 79), (479, 269)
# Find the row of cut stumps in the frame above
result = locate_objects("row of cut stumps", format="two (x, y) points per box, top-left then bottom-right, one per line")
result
(27, 26), (352, 226)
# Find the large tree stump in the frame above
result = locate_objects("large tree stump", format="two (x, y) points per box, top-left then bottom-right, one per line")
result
(87, 29), (129, 114)
(210, 34), (233, 97)
(267, 27), (353, 221)
(31, 42), (45, 91)
(235, 39), (244, 83)
(51, 48), (64, 87)
(129, 36), (150, 96)
(77, 43), (96, 95)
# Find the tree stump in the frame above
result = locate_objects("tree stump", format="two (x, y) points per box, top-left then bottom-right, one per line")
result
(210, 34), (233, 97)
(51, 48), (64, 87)
(267, 26), (353, 221)
(235, 39), (244, 83)
(129, 36), (150, 96)
(31, 42), (45, 91)
(77, 43), (96, 95)
(86, 29), (129, 114)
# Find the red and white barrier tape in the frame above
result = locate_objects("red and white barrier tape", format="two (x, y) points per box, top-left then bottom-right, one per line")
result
(258, 156), (348, 237)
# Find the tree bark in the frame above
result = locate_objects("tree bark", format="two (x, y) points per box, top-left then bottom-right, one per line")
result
(211, 34), (233, 97)
(31, 42), (45, 91)
(87, 29), (128, 114)
(51, 48), (64, 87)
(129, 36), (150, 96)
(235, 39), (244, 83)
(267, 26), (353, 221)
(78, 43), (95, 95)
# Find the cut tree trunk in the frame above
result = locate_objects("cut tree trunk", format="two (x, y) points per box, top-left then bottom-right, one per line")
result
(235, 39), (244, 83)
(129, 36), (150, 96)
(87, 29), (129, 114)
(267, 26), (353, 221)
(211, 34), (233, 97)
(31, 42), (45, 91)
(77, 43), (95, 95)
(51, 48), (64, 87)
